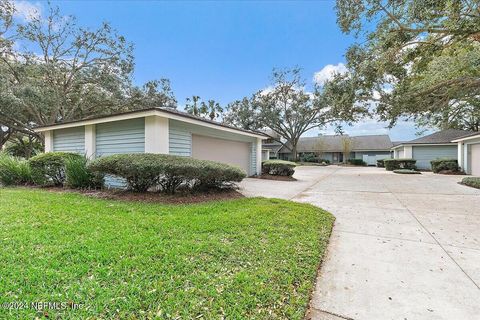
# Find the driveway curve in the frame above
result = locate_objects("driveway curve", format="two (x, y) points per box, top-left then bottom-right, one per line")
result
(240, 166), (480, 320)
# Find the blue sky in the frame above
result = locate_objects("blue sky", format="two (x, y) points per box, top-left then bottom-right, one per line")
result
(16, 0), (423, 141)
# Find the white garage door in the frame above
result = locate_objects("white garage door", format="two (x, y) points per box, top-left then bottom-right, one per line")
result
(471, 144), (480, 176)
(192, 134), (251, 174)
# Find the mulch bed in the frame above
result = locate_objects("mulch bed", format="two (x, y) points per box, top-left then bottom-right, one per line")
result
(436, 170), (466, 175)
(254, 174), (297, 181)
(29, 186), (244, 204)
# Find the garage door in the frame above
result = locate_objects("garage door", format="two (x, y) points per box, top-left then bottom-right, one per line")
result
(471, 144), (480, 176)
(192, 134), (251, 174)
(412, 145), (457, 170)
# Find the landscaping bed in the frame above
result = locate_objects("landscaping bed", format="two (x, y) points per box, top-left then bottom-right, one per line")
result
(256, 174), (297, 181)
(0, 188), (334, 319)
(461, 177), (480, 189)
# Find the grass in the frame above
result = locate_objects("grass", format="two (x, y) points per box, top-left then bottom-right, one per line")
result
(0, 188), (334, 319)
(461, 177), (480, 189)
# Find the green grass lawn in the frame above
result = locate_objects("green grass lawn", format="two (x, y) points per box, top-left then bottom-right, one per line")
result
(0, 188), (334, 319)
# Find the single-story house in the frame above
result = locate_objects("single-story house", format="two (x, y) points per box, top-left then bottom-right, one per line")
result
(274, 134), (393, 165)
(391, 129), (471, 170)
(34, 108), (267, 181)
(452, 132), (480, 176)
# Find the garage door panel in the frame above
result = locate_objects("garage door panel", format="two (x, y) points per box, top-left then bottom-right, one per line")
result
(471, 144), (480, 176)
(192, 134), (251, 175)
(412, 145), (457, 170)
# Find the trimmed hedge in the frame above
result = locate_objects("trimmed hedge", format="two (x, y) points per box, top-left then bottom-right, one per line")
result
(462, 177), (480, 189)
(28, 152), (83, 186)
(0, 153), (33, 186)
(377, 159), (385, 167)
(347, 159), (366, 166)
(430, 159), (460, 173)
(393, 169), (421, 174)
(384, 159), (417, 171)
(262, 160), (297, 177)
(89, 153), (246, 193)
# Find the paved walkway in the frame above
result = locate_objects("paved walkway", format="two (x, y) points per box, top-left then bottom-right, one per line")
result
(240, 166), (480, 320)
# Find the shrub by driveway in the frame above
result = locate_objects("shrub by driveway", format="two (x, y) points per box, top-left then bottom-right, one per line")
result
(0, 188), (334, 319)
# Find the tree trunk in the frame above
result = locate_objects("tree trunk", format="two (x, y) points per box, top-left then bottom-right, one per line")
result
(291, 143), (298, 162)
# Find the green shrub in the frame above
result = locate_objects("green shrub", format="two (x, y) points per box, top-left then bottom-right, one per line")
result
(430, 159), (460, 173)
(65, 156), (104, 189)
(393, 169), (421, 174)
(29, 152), (83, 186)
(377, 159), (385, 167)
(462, 177), (480, 189)
(299, 153), (316, 163)
(347, 159), (366, 166)
(384, 159), (417, 171)
(89, 153), (246, 193)
(317, 158), (330, 164)
(262, 160), (297, 176)
(0, 153), (33, 186)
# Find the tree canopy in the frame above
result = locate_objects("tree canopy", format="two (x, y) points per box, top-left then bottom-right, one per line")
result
(0, 0), (176, 148)
(326, 0), (480, 131)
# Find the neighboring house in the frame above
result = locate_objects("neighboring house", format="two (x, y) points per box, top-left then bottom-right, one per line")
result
(274, 134), (393, 165)
(33, 108), (267, 182)
(452, 132), (480, 176)
(391, 129), (471, 170)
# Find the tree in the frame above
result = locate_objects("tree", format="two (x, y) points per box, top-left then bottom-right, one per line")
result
(0, 1), (176, 149)
(185, 96), (223, 121)
(340, 136), (353, 163)
(226, 68), (362, 161)
(326, 0), (480, 131)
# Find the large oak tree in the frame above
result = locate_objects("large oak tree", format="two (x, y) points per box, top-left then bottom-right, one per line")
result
(325, 0), (480, 131)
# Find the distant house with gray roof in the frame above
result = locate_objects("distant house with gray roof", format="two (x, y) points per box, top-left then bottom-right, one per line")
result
(270, 134), (393, 165)
(391, 129), (472, 170)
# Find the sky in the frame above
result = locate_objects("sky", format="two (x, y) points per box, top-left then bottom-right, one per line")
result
(13, 0), (425, 141)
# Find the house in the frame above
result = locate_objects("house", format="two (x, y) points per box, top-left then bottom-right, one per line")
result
(274, 134), (393, 165)
(33, 108), (267, 178)
(452, 132), (480, 176)
(391, 129), (471, 170)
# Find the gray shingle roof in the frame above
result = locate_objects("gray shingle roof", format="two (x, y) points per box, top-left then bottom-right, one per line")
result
(277, 134), (393, 153)
(407, 129), (472, 144)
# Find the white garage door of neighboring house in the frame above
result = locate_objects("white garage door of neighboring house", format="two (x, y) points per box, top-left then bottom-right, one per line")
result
(192, 134), (251, 174)
(471, 144), (480, 176)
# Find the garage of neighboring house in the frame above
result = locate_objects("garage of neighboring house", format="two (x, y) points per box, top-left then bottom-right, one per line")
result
(34, 108), (266, 187)
(391, 129), (472, 171)
(453, 132), (480, 176)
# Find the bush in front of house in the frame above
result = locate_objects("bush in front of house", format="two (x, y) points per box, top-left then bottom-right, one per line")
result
(377, 159), (385, 167)
(383, 159), (417, 171)
(65, 156), (104, 189)
(317, 159), (331, 164)
(461, 177), (480, 189)
(347, 159), (366, 166)
(393, 169), (421, 174)
(430, 159), (460, 173)
(262, 160), (297, 176)
(299, 153), (317, 163)
(89, 153), (246, 193)
(28, 152), (83, 186)
(0, 153), (33, 186)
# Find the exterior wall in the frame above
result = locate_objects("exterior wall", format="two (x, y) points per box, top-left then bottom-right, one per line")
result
(354, 151), (390, 159)
(52, 127), (85, 153)
(95, 118), (145, 157)
(250, 142), (257, 176)
(470, 143), (480, 176)
(412, 145), (457, 170)
(261, 149), (270, 161)
(169, 121), (192, 156)
(459, 137), (480, 174)
(145, 116), (169, 154)
(95, 118), (145, 188)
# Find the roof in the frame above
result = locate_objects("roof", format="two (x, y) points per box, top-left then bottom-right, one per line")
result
(451, 131), (480, 142)
(33, 107), (268, 138)
(398, 129), (472, 146)
(262, 142), (283, 154)
(277, 134), (393, 153)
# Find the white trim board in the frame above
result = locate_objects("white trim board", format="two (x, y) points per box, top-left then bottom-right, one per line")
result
(34, 109), (267, 139)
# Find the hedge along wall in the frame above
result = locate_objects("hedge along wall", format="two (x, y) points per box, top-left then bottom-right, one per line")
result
(53, 127), (85, 153)
(96, 118), (145, 188)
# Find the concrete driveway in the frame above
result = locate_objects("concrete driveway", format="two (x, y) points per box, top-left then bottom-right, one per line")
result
(240, 166), (480, 320)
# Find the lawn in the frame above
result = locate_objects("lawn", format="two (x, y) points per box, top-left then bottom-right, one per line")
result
(0, 188), (334, 319)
